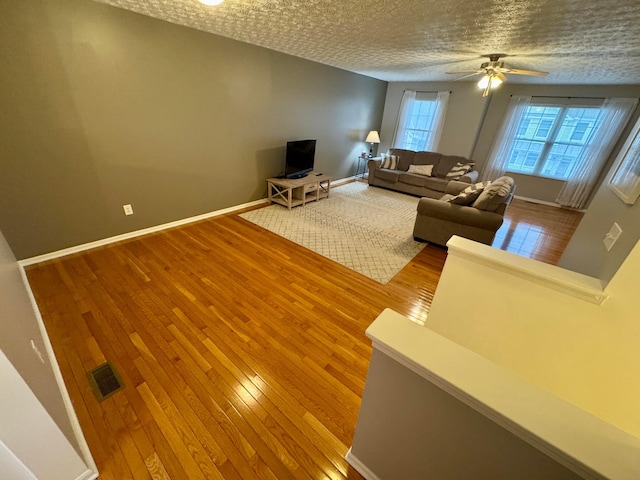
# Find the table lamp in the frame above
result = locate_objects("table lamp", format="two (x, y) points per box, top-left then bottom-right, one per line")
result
(365, 131), (380, 158)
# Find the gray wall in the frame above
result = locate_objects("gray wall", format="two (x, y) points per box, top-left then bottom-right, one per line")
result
(380, 82), (488, 158)
(380, 82), (640, 204)
(472, 83), (640, 203)
(0, 229), (80, 454)
(350, 350), (581, 480)
(380, 82), (640, 281)
(558, 175), (640, 283)
(0, 0), (387, 259)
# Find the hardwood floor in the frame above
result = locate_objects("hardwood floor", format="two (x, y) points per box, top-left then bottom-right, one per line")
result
(25, 196), (582, 480)
(493, 199), (584, 265)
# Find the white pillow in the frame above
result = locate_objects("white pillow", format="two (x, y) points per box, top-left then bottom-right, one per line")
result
(380, 153), (398, 170)
(407, 164), (434, 176)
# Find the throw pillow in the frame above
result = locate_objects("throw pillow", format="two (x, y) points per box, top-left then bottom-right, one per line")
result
(380, 153), (398, 170)
(445, 162), (474, 180)
(407, 164), (434, 176)
(447, 181), (491, 205)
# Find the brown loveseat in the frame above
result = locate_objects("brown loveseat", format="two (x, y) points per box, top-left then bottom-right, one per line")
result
(413, 176), (516, 247)
(368, 148), (479, 198)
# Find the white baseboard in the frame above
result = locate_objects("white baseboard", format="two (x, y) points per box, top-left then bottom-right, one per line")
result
(74, 469), (98, 480)
(18, 266), (99, 477)
(18, 176), (360, 267)
(514, 195), (586, 212)
(345, 447), (381, 480)
(18, 199), (268, 266)
(334, 176), (357, 186)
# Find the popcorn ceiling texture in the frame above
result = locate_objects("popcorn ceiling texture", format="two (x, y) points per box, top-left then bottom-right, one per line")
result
(94, 0), (640, 84)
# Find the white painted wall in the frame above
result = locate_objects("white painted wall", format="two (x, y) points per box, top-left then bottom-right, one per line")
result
(426, 236), (640, 438)
(0, 228), (98, 477)
(349, 309), (640, 480)
(0, 349), (92, 480)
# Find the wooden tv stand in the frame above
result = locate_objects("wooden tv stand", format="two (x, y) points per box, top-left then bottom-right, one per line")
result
(267, 172), (332, 210)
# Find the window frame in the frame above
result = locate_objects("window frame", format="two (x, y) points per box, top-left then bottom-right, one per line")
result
(608, 115), (640, 205)
(395, 91), (443, 151)
(505, 98), (604, 181)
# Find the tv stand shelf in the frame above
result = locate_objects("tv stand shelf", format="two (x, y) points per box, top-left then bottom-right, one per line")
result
(267, 172), (332, 210)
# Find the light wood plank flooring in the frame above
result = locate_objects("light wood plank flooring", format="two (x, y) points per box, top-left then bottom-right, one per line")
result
(25, 196), (582, 480)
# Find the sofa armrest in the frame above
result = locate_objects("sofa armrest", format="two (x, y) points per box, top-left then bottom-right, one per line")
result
(368, 158), (382, 171)
(445, 180), (472, 196)
(416, 198), (504, 230)
(459, 170), (479, 183)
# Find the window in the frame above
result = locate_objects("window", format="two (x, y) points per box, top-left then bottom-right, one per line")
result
(399, 99), (439, 151)
(393, 91), (449, 152)
(609, 115), (640, 205)
(485, 95), (636, 209)
(505, 104), (601, 180)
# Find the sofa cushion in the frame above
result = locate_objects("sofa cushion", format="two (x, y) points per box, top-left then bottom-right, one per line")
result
(439, 194), (456, 202)
(390, 148), (417, 172)
(434, 155), (467, 177)
(472, 176), (515, 212)
(422, 176), (450, 193)
(446, 181), (490, 205)
(407, 164), (433, 176)
(398, 173), (428, 187)
(413, 151), (442, 167)
(375, 168), (402, 182)
(380, 153), (398, 170)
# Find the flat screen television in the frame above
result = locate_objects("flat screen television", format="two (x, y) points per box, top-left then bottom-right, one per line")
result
(284, 139), (316, 179)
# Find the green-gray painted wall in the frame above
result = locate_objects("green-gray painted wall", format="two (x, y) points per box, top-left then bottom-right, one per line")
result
(0, 0), (387, 259)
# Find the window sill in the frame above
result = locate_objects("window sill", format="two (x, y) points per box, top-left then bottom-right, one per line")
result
(504, 171), (568, 183)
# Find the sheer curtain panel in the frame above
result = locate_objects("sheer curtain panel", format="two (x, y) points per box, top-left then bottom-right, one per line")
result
(391, 90), (449, 151)
(392, 90), (417, 148)
(481, 95), (531, 181)
(555, 97), (638, 209)
(428, 91), (450, 151)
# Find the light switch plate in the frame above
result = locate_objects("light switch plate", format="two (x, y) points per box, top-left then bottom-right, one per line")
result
(603, 222), (622, 251)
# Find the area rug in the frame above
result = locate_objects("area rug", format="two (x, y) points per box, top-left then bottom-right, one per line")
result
(239, 182), (425, 284)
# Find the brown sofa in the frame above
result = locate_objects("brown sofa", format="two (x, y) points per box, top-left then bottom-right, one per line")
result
(368, 148), (479, 198)
(413, 176), (516, 247)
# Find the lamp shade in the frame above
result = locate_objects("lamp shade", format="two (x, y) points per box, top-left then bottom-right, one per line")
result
(365, 131), (380, 143)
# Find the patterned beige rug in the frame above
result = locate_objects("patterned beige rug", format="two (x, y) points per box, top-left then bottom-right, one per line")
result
(239, 182), (425, 284)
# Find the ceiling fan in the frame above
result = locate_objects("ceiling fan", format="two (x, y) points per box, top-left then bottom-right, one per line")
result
(446, 54), (548, 97)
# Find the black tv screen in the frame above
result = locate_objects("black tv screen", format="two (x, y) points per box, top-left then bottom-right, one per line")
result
(284, 139), (316, 179)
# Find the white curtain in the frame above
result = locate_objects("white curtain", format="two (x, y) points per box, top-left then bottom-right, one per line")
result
(392, 90), (416, 148)
(391, 90), (449, 151)
(481, 95), (531, 181)
(425, 91), (450, 151)
(555, 97), (638, 209)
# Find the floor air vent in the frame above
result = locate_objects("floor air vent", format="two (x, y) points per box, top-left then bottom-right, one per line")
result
(87, 361), (124, 401)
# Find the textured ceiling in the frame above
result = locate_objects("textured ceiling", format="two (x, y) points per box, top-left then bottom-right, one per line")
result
(94, 0), (640, 84)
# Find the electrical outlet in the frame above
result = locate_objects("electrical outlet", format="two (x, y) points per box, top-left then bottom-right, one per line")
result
(31, 340), (45, 364)
(123, 204), (134, 216)
(603, 222), (622, 251)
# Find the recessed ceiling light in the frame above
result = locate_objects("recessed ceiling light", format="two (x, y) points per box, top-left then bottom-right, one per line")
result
(199, 0), (224, 5)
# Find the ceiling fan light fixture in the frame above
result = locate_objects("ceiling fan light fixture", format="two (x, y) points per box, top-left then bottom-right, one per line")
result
(477, 72), (504, 96)
(199, 0), (224, 5)
(477, 74), (491, 89)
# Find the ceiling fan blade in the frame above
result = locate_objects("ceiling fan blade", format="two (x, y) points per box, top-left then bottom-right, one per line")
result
(445, 69), (483, 74)
(450, 72), (485, 81)
(503, 68), (548, 77)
